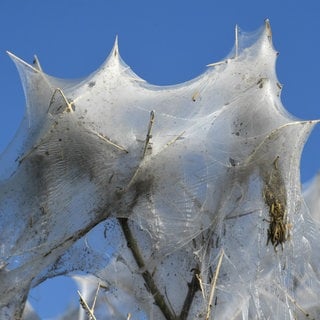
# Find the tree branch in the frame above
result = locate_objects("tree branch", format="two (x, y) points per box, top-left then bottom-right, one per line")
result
(118, 218), (177, 320)
(179, 268), (201, 320)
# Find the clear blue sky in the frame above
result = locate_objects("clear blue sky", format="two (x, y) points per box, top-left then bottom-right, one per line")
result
(1, 1), (320, 318)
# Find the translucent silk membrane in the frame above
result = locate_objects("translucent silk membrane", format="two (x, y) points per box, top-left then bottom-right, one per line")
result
(1, 21), (320, 319)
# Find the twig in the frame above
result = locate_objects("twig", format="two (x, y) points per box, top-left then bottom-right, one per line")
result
(205, 249), (224, 320)
(19, 88), (73, 164)
(49, 88), (75, 113)
(143, 110), (155, 157)
(32, 54), (43, 71)
(87, 128), (128, 153)
(124, 111), (156, 190)
(206, 60), (228, 67)
(179, 268), (201, 320)
(164, 131), (185, 149)
(91, 283), (100, 314)
(118, 218), (177, 320)
(77, 290), (97, 320)
(51, 88), (129, 153)
(196, 273), (206, 300)
(225, 210), (258, 220)
(274, 282), (314, 319)
(235, 24), (239, 58)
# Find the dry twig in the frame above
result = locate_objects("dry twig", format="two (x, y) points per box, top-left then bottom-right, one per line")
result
(205, 249), (224, 320)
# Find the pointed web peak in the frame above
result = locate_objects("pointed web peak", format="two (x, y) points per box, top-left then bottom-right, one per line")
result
(105, 35), (121, 67)
(233, 20), (277, 66)
(255, 19), (278, 62)
(207, 20), (276, 67)
(6, 51), (53, 93)
(260, 19), (273, 49)
(32, 55), (43, 72)
(112, 35), (119, 58)
(96, 35), (127, 75)
(264, 19), (272, 37)
(235, 24), (239, 57)
(6, 51), (40, 74)
(96, 35), (145, 82)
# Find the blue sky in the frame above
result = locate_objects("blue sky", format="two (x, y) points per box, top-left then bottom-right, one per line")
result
(1, 1), (320, 318)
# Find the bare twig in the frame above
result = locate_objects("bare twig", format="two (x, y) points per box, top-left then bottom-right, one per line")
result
(206, 60), (229, 67)
(125, 111), (156, 190)
(87, 128), (128, 153)
(274, 282), (314, 319)
(19, 88), (74, 164)
(205, 249), (224, 320)
(118, 218), (177, 320)
(143, 110), (155, 157)
(91, 283), (101, 314)
(225, 210), (258, 220)
(32, 54), (43, 71)
(78, 290), (97, 320)
(164, 131), (185, 149)
(196, 273), (206, 300)
(179, 267), (201, 320)
(49, 88), (75, 113)
(235, 24), (239, 58)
